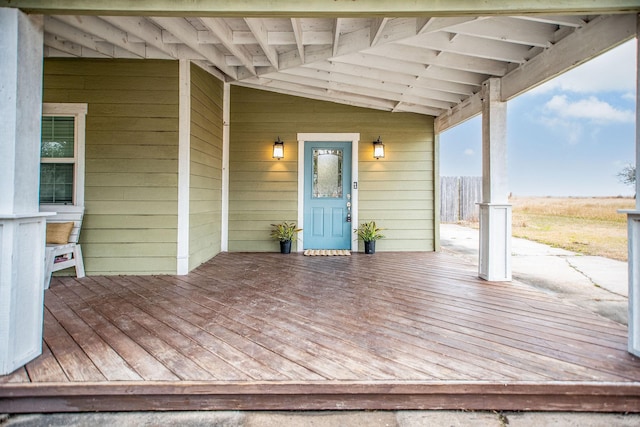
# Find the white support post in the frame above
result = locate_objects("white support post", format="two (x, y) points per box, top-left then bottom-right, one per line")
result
(478, 78), (512, 281)
(221, 83), (230, 252)
(177, 59), (191, 275)
(0, 8), (48, 375)
(624, 19), (640, 357)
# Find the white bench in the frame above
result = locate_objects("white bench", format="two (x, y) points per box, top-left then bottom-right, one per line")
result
(41, 205), (85, 289)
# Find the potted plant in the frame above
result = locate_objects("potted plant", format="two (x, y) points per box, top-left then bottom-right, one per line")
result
(270, 222), (302, 254)
(354, 221), (384, 254)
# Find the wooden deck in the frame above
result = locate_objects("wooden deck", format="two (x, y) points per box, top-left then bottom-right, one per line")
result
(1, 252), (640, 412)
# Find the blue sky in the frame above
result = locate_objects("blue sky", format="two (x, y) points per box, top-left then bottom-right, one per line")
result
(439, 39), (636, 197)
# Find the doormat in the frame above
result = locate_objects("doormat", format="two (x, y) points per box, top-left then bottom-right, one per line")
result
(304, 249), (351, 256)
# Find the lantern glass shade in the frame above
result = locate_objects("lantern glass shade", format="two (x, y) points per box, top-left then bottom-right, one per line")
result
(373, 138), (385, 159)
(273, 138), (284, 159)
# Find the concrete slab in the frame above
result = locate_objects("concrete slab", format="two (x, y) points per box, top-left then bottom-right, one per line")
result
(440, 223), (629, 325)
(245, 411), (397, 426)
(397, 410), (503, 426)
(0, 411), (244, 426)
(505, 411), (640, 426)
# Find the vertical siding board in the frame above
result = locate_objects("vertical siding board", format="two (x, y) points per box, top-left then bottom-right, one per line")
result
(229, 86), (435, 252)
(188, 64), (223, 270)
(43, 59), (179, 275)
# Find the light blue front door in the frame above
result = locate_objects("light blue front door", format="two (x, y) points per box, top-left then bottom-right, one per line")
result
(304, 142), (352, 250)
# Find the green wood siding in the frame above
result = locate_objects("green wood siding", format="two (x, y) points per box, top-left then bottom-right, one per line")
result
(43, 59), (179, 274)
(189, 64), (223, 269)
(229, 86), (435, 252)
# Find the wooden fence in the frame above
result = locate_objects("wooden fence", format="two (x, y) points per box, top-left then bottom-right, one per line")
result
(440, 176), (482, 223)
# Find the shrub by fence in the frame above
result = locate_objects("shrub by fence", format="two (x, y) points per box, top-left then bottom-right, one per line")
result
(440, 176), (482, 223)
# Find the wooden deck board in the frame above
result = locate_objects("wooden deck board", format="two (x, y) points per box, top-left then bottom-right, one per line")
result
(2, 252), (640, 412)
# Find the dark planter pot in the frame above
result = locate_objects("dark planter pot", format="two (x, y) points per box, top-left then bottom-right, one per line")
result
(364, 240), (376, 254)
(280, 240), (292, 254)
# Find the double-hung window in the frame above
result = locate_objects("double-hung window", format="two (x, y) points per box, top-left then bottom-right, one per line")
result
(40, 103), (87, 207)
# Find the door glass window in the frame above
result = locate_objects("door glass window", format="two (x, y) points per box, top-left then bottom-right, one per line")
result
(312, 149), (343, 198)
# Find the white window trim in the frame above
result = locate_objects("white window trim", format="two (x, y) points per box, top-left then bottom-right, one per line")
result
(40, 103), (88, 208)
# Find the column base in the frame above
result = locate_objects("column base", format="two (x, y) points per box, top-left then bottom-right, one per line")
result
(0, 213), (49, 375)
(478, 203), (512, 282)
(621, 210), (640, 357)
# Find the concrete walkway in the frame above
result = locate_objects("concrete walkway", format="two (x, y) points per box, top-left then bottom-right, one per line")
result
(440, 223), (629, 325)
(2, 228), (637, 426)
(3, 409), (640, 426)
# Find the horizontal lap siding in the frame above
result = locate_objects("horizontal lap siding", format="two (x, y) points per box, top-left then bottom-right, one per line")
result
(229, 86), (434, 252)
(44, 59), (179, 274)
(189, 64), (223, 270)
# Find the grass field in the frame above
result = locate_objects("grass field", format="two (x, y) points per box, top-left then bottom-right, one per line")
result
(509, 197), (635, 261)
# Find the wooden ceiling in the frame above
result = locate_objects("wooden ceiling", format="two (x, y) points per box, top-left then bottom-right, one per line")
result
(5, 1), (639, 130)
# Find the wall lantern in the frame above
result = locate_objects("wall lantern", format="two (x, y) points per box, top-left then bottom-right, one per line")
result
(373, 136), (385, 159)
(273, 137), (284, 160)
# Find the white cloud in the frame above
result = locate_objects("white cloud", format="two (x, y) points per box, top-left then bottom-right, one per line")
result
(544, 95), (634, 123)
(528, 39), (636, 95)
(463, 148), (474, 156)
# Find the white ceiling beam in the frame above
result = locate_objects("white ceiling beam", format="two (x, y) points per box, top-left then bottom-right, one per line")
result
(151, 17), (237, 79)
(226, 55), (272, 67)
(332, 52), (426, 77)
(332, 18), (343, 57)
(281, 65), (464, 104)
(444, 16), (557, 48)
(516, 15), (587, 28)
(279, 66), (410, 94)
(200, 17), (256, 75)
(400, 31), (533, 63)
(501, 13), (636, 100)
(333, 27), (370, 57)
(244, 18), (279, 69)
(232, 30), (257, 44)
(394, 103), (444, 116)
(418, 17), (481, 34)
(291, 18), (305, 63)
(265, 30), (333, 45)
(369, 43), (508, 76)
(307, 60), (476, 96)
(12, 0), (638, 16)
(236, 78), (396, 110)
(435, 13), (636, 133)
(263, 68), (454, 111)
(101, 16), (181, 58)
(370, 17), (390, 46)
(434, 91), (482, 133)
(54, 15), (147, 58)
(43, 33), (82, 56)
(44, 16), (116, 57)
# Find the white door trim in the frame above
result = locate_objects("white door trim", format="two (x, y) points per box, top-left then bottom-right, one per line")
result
(297, 132), (360, 252)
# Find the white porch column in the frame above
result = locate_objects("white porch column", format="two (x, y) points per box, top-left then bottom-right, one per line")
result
(0, 9), (47, 374)
(478, 78), (512, 281)
(624, 21), (640, 357)
(177, 60), (191, 275)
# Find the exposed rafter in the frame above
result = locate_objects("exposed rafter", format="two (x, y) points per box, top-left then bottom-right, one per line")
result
(244, 18), (279, 69)
(33, 7), (636, 125)
(290, 18), (305, 64)
(200, 17), (256, 75)
(150, 16), (237, 79)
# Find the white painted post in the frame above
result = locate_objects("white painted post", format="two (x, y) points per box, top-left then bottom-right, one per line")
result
(624, 19), (640, 357)
(0, 9), (48, 375)
(478, 78), (512, 281)
(221, 82), (230, 252)
(177, 60), (191, 275)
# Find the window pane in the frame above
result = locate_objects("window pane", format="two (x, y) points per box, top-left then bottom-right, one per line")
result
(41, 116), (75, 158)
(40, 163), (73, 204)
(312, 149), (343, 198)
